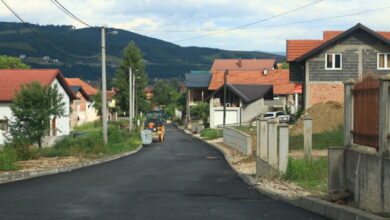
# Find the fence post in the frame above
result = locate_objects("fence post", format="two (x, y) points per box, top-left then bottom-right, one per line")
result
(379, 76), (390, 157)
(304, 116), (312, 159)
(268, 119), (278, 168)
(278, 123), (289, 174)
(258, 118), (268, 161)
(344, 79), (354, 148)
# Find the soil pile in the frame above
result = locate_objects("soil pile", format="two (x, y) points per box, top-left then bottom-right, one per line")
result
(290, 101), (344, 135)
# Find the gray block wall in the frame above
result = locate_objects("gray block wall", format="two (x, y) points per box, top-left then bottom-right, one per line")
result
(223, 127), (252, 155)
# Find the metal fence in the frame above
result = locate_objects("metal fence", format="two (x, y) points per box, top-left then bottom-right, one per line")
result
(351, 73), (380, 149)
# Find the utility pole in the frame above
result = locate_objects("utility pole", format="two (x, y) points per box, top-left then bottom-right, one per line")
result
(129, 67), (133, 131)
(101, 26), (108, 145)
(223, 70), (228, 127)
(132, 75), (136, 119)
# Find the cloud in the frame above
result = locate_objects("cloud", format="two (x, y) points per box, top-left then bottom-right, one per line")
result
(1, 0), (390, 52)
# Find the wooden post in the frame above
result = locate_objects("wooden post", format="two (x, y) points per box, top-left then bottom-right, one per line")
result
(344, 79), (355, 148)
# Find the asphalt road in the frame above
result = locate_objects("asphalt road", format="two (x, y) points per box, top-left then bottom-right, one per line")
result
(0, 125), (327, 220)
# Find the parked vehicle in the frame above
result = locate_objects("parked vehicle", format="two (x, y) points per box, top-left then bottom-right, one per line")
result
(262, 111), (291, 123)
(144, 117), (165, 142)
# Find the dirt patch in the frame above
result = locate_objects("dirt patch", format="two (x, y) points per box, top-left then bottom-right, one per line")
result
(290, 101), (344, 135)
(289, 149), (327, 159)
(0, 156), (89, 175)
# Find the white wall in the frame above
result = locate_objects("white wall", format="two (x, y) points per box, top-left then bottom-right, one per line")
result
(210, 107), (240, 128)
(50, 79), (70, 136)
(86, 101), (99, 122)
(0, 102), (13, 146)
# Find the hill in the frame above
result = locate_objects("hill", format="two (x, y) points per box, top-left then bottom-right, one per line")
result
(0, 22), (285, 81)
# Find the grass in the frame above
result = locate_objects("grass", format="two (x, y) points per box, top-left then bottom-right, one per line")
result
(289, 125), (344, 150)
(282, 157), (328, 195)
(0, 122), (141, 171)
(200, 128), (223, 140)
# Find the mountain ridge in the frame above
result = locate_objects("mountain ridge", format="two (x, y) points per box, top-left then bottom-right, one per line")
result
(0, 22), (285, 81)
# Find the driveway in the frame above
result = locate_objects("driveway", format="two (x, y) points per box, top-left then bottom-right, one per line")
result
(0, 125), (327, 219)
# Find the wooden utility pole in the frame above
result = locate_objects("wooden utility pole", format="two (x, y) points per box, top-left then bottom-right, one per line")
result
(223, 70), (228, 127)
(129, 67), (133, 131)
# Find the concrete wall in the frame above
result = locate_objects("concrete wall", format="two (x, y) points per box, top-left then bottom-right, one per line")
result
(223, 127), (252, 155)
(241, 98), (265, 122)
(329, 147), (390, 213)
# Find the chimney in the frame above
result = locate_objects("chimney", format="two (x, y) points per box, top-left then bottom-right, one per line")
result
(237, 59), (242, 68)
(263, 69), (269, 75)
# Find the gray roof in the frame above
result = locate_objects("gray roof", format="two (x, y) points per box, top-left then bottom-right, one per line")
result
(209, 84), (273, 104)
(185, 73), (212, 89)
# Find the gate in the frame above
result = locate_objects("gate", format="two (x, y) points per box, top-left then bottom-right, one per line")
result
(351, 74), (380, 149)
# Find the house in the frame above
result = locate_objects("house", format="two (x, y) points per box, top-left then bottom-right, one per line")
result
(184, 72), (212, 123)
(208, 69), (302, 113)
(65, 78), (99, 122)
(69, 86), (91, 128)
(106, 88), (117, 121)
(210, 59), (277, 72)
(287, 23), (390, 109)
(0, 69), (75, 146)
(208, 84), (274, 128)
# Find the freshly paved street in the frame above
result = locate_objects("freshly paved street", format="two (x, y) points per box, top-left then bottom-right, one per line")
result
(0, 125), (327, 219)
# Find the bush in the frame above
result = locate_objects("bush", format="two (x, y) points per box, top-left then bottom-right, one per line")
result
(191, 102), (209, 124)
(15, 146), (40, 161)
(282, 157), (328, 192)
(200, 128), (223, 140)
(0, 148), (20, 171)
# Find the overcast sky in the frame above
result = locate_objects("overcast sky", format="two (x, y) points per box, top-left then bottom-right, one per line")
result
(1, 0), (390, 53)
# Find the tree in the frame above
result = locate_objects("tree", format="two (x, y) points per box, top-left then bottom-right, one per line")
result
(0, 56), (30, 69)
(113, 42), (150, 114)
(7, 82), (65, 147)
(191, 102), (209, 124)
(280, 61), (289, 69)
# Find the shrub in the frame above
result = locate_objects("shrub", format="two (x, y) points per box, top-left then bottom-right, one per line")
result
(0, 148), (20, 171)
(15, 146), (40, 161)
(200, 128), (223, 140)
(191, 102), (209, 124)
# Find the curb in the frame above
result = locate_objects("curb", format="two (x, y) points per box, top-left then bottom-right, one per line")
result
(182, 128), (389, 220)
(0, 145), (143, 185)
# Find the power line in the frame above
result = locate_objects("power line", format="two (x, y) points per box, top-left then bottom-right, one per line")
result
(0, 0), (100, 59)
(50, 0), (93, 28)
(126, 6), (390, 33)
(173, 0), (323, 43)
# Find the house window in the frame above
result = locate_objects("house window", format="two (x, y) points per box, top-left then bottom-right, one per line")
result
(377, 53), (390, 69)
(325, 53), (342, 70)
(0, 119), (8, 131)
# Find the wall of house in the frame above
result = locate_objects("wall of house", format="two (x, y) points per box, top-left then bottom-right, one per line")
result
(50, 79), (70, 136)
(0, 102), (12, 146)
(86, 101), (99, 122)
(241, 98), (266, 122)
(304, 29), (390, 108)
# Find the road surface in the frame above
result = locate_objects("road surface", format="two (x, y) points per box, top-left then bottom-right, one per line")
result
(0, 125), (327, 219)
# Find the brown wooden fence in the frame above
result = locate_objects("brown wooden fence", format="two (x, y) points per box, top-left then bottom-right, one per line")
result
(351, 74), (380, 149)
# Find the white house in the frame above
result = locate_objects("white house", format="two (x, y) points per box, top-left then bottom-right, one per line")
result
(0, 69), (75, 146)
(208, 84), (274, 128)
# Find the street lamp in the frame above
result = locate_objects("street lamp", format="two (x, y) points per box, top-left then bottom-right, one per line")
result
(101, 27), (118, 145)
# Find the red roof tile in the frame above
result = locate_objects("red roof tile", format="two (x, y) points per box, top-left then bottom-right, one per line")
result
(65, 78), (98, 96)
(287, 29), (390, 62)
(210, 59), (276, 72)
(0, 69), (75, 102)
(208, 69), (301, 95)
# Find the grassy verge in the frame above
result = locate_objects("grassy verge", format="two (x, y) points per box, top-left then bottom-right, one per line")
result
(200, 128), (223, 140)
(289, 126), (343, 150)
(282, 157), (328, 195)
(0, 122), (141, 171)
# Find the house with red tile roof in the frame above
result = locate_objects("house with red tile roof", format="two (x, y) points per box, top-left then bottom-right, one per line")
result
(287, 23), (390, 109)
(69, 85), (91, 128)
(0, 69), (75, 146)
(65, 78), (100, 123)
(206, 69), (302, 128)
(210, 59), (277, 72)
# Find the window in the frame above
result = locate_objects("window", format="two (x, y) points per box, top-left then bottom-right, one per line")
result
(0, 120), (8, 131)
(325, 53), (342, 70)
(377, 53), (390, 69)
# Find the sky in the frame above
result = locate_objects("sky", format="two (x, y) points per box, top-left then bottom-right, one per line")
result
(1, 0), (390, 53)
